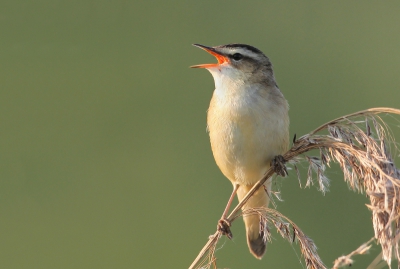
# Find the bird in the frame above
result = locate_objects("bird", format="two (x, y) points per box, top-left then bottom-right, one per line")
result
(191, 43), (289, 259)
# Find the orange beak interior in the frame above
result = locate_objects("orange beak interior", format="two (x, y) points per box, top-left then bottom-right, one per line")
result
(191, 44), (229, 69)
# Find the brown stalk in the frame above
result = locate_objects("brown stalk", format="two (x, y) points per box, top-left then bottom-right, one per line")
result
(189, 107), (400, 269)
(332, 237), (374, 268)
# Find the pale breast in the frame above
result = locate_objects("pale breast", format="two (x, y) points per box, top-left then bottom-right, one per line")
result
(207, 88), (289, 185)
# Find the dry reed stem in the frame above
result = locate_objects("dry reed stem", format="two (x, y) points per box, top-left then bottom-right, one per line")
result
(189, 107), (400, 269)
(366, 252), (385, 269)
(333, 237), (374, 268)
(239, 208), (326, 269)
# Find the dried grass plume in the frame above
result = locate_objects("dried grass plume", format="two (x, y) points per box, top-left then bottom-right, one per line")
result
(189, 107), (400, 269)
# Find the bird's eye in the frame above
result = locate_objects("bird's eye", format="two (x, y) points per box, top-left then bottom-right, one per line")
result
(232, 53), (243, 61)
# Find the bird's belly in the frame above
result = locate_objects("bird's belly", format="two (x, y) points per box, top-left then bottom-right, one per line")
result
(209, 114), (284, 185)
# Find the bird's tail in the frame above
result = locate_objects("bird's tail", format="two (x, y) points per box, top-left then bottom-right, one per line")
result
(236, 182), (270, 259)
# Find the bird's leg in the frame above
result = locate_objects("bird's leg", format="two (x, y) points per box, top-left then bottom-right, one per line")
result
(271, 155), (288, 177)
(217, 184), (239, 239)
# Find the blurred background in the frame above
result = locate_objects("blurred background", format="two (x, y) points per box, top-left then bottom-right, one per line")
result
(1, 1), (400, 268)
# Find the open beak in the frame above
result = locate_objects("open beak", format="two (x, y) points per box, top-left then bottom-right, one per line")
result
(190, 44), (229, 68)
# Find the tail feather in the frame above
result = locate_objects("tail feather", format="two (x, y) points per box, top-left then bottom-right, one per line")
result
(237, 183), (270, 259)
(248, 230), (266, 259)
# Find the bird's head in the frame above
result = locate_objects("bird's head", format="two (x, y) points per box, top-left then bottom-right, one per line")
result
(191, 43), (275, 87)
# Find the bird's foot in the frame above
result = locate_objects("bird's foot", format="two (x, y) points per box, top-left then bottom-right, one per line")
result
(217, 219), (233, 239)
(271, 155), (288, 177)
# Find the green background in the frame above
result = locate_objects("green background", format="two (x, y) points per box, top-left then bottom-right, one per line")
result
(1, 1), (400, 268)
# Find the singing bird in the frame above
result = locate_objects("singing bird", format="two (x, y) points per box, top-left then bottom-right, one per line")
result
(191, 43), (289, 259)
